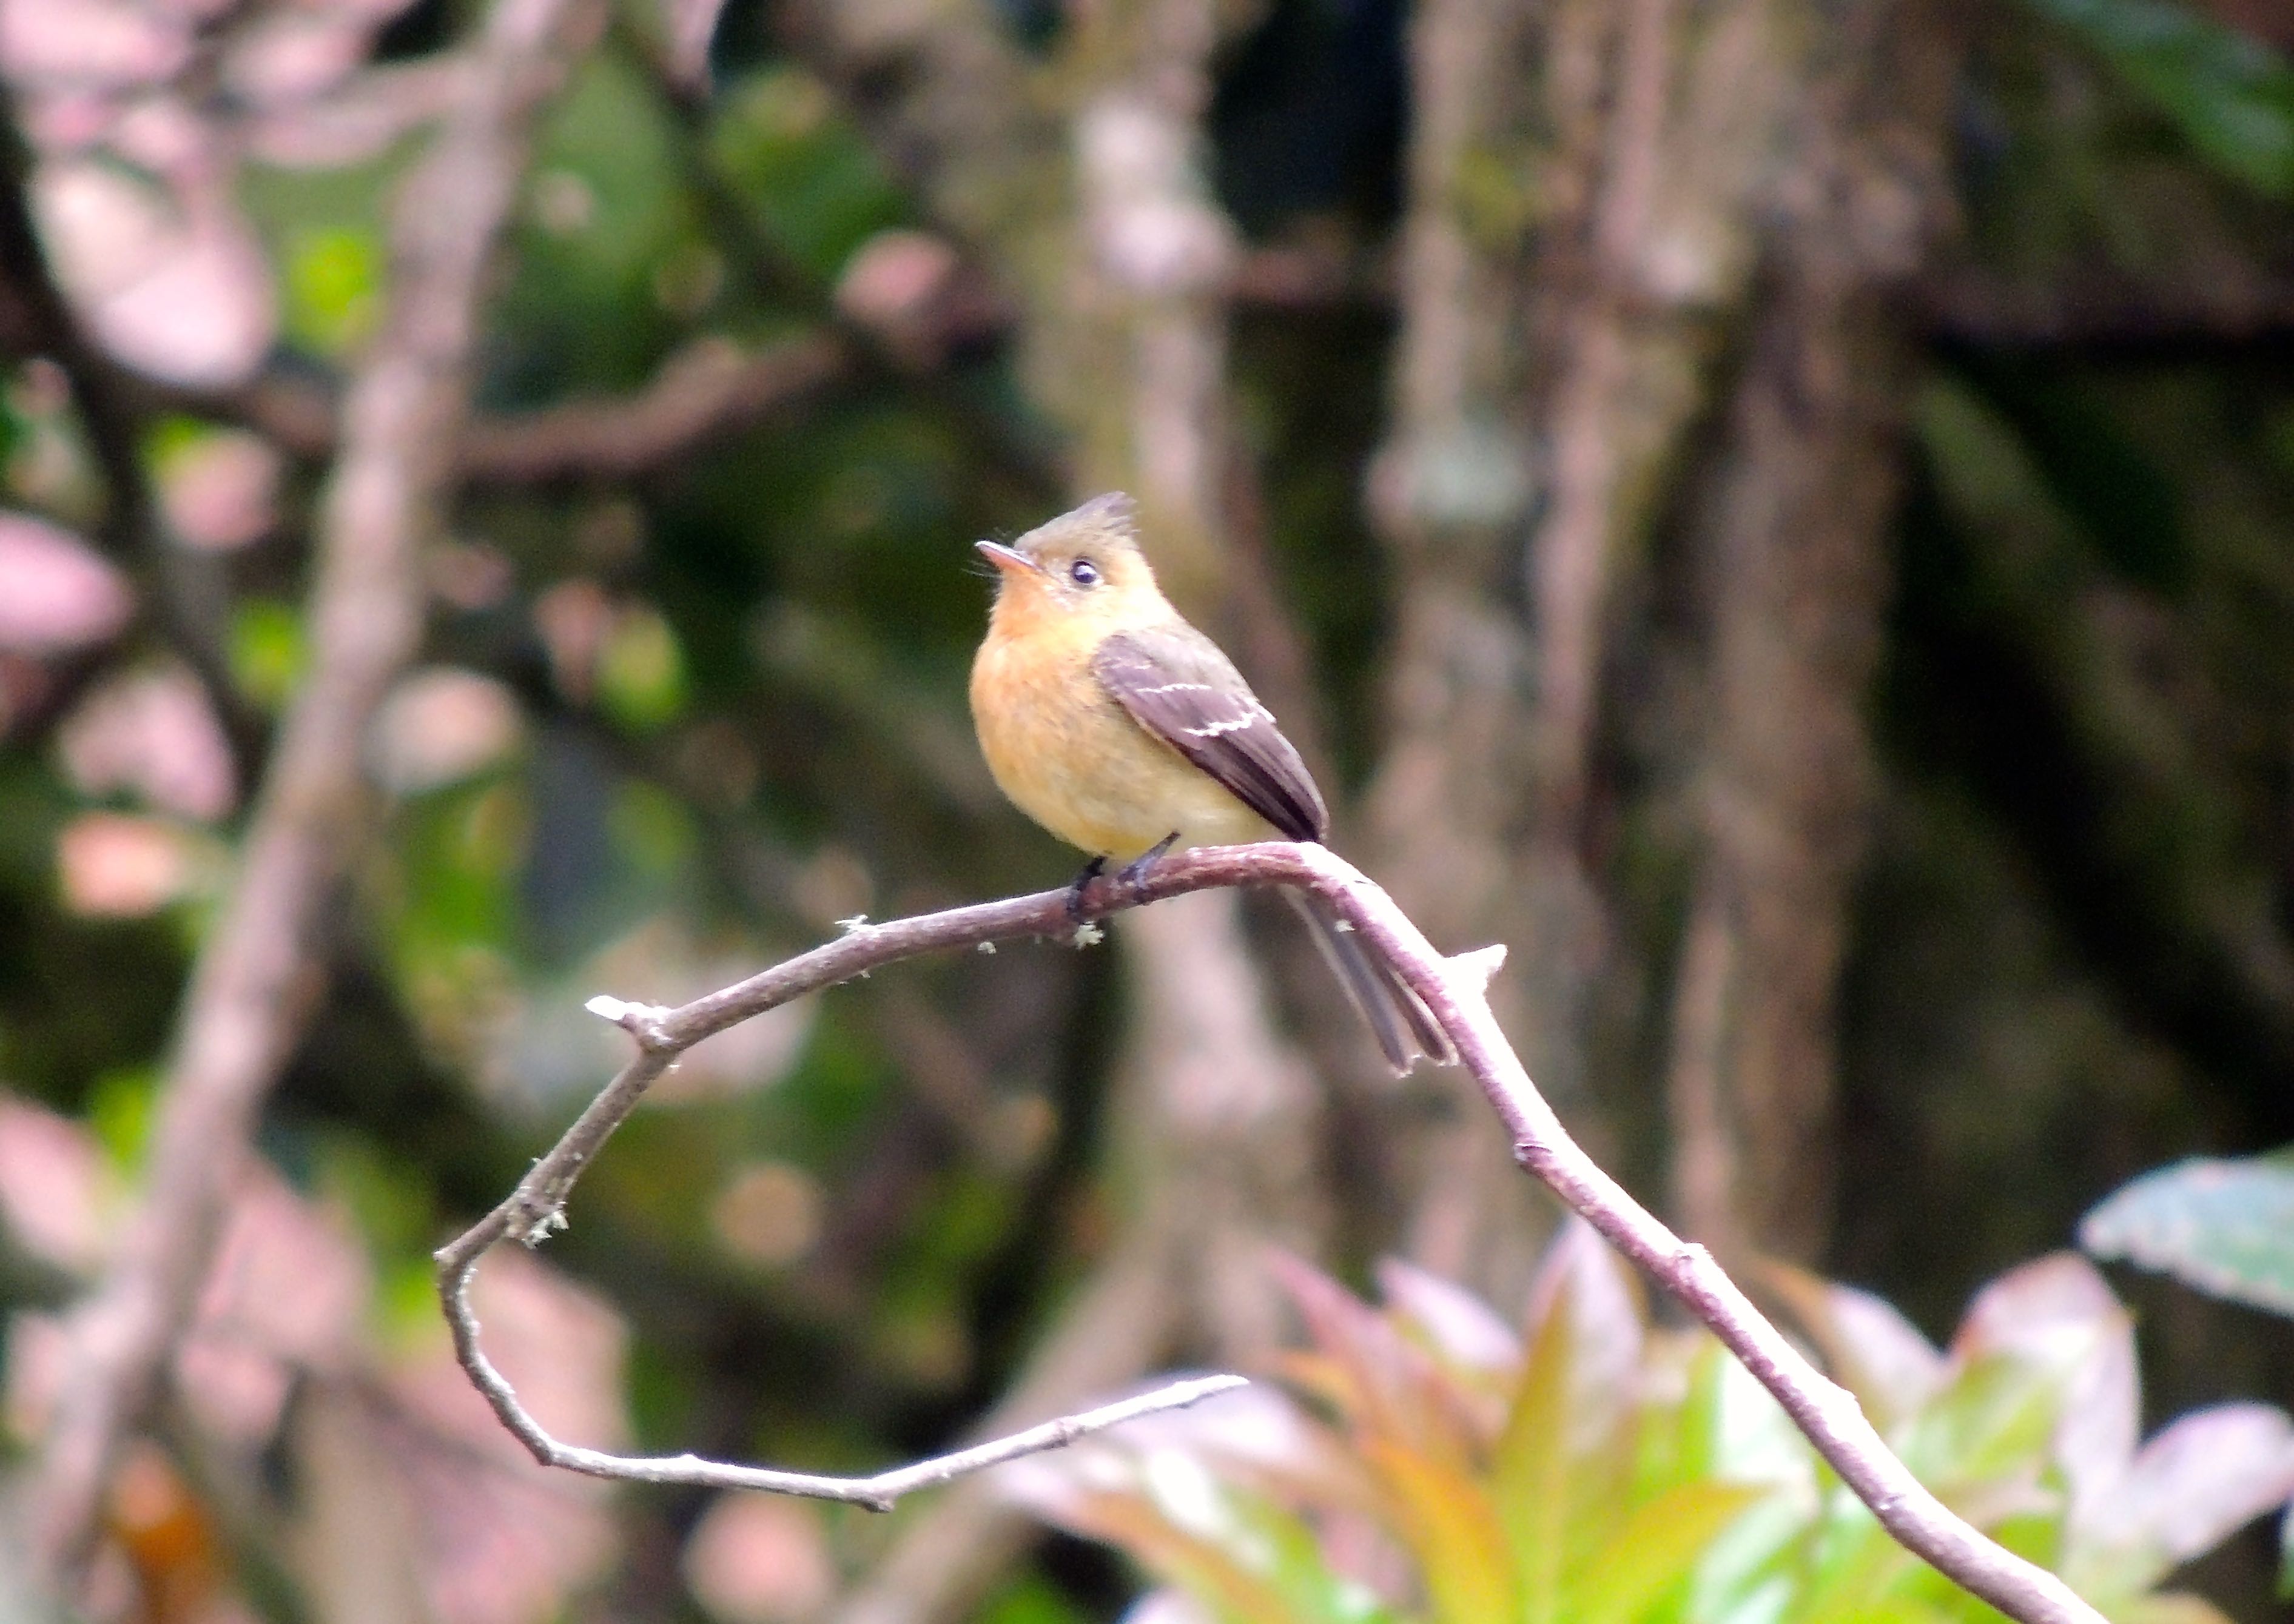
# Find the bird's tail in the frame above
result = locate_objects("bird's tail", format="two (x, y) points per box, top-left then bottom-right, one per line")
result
(1283, 887), (1456, 1075)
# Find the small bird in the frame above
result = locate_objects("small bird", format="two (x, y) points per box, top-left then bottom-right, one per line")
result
(969, 491), (1453, 1073)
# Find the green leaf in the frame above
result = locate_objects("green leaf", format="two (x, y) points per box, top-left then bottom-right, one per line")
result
(86, 1065), (158, 1172)
(2017, 0), (2294, 197)
(1897, 1349), (2068, 1488)
(1072, 1494), (1325, 1624)
(1492, 1224), (1642, 1624)
(229, 598), (307, 710)
(598, 604), (688, 732)
(1568, 1481), (1766, 1624)
(1362, 1438), (1518, 1624)
(2079, 1151), (2294, 1318)
(709, 66), (909, 280)
(975, 1574), (1091, 1624)
(284, 226), (382, 355)
(1491, 1266), (1572, 1624)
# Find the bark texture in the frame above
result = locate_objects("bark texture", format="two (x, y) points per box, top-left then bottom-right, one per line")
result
(1667, 0), (1965, 1261)
(1368, 0), (1798, 1298)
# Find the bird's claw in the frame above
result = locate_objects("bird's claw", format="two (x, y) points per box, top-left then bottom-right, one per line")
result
(1117, 833), (1180, 902)
(1066, 856), (1108, 922)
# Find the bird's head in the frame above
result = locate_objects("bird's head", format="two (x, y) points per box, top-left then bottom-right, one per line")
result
(977, 492), (1167, 636)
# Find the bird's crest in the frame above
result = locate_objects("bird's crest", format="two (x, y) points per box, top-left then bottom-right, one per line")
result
(1018, 491), (1140, 557)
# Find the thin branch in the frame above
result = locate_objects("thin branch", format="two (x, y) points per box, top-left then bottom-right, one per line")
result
(439, 843), (2105, 1624)
(822, 1232), (1182, 1620)
(164, 331), (852, 481)
(171, 242), (1347, 485)
(1917, 260), (2294, 348)
(459, 332), (850, 482)
(29, 0), (605, 1589)
(440, 1272), (1237, 1511)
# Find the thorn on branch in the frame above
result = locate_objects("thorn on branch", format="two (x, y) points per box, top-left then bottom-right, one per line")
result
(1446, 944), (1508, 993)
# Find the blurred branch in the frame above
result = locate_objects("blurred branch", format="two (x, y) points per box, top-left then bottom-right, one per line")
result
(30, 0), (606, 1590)
(172, 331), (852, 481)
(446, 843), (2109, 1624)
(1229, 241), (1391, 310)
(173, 246), (1359, 489)
(1917, 259), (2294, 346)
(458, 332), (849, 483)
(180, 244), (2292, 497)
(610, 13), (1068, 501)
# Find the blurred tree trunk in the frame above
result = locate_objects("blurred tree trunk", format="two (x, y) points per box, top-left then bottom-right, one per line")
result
(1666, 1), (1964, 1263)
(1370, 0), (1965, 1281)
(1368, 0), (1795, 1298)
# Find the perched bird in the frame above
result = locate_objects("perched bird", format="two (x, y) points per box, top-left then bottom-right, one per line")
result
(969, 491), (1453, 1073)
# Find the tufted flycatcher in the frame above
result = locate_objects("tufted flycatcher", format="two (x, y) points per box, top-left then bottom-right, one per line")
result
(969, 491), (1453, 1073)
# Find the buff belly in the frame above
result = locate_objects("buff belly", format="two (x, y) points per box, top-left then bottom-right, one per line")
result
(970, 632), (1268, 861)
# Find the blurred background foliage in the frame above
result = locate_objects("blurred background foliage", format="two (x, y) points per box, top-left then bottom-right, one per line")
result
(1, 0), (2293, 1621)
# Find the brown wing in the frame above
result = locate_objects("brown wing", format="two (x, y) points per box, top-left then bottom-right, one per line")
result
(1091, 625), (1329, 843)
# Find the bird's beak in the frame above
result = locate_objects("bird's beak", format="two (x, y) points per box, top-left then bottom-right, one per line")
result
(976, 540), (1040, 576)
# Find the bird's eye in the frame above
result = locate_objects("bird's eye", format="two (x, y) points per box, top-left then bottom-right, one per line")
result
(1068, 558), (1100, 587)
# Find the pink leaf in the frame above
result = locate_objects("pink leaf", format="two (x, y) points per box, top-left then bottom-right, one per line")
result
(2071, 1404), (2294, 1587)
(370, 667), (524, 793)
(682, 1495), (835, 1624)
(660, 0), (727, 92)
(1376, 1257), (1521, 1377)
(158, 427), (281, 552)
(0, 0), (190, 89)
(0, 512), (130, 656)
(1519, 1218), (1644, 1457)
(55, 811), (198, 916)
(59, 665), (237, 820)
(0, 1094), (109, 1274)
(34, 158), (275, 387)
(1954, 1253), (2137, 1506)
(1766, 1266), (1945, 1429)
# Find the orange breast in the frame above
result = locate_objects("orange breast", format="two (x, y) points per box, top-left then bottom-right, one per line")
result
(970, 619), (1268, 861)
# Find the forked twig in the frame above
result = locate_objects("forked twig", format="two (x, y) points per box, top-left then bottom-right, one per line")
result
(436, 843), (2105, 1624)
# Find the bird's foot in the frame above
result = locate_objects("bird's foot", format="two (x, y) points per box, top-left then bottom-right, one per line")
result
(1065, 856), (1108, 922)
(1117, 833), (1180, 901)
